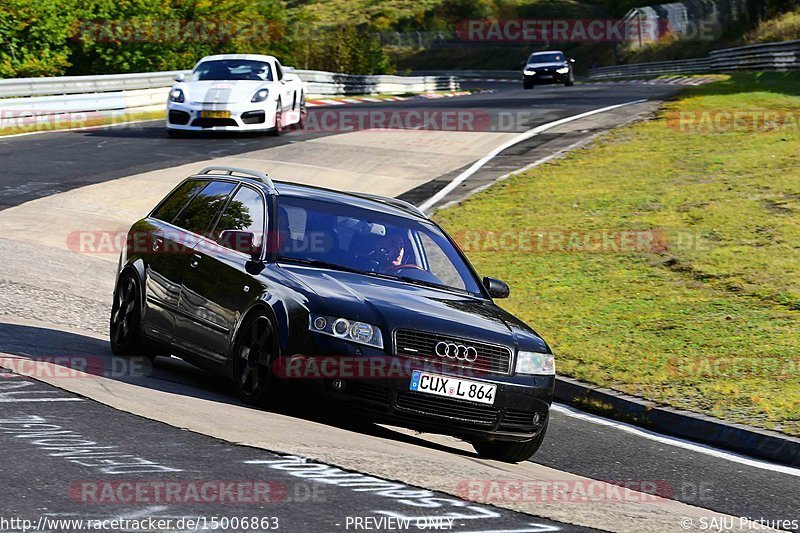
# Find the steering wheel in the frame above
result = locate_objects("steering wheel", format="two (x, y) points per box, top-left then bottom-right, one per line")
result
(385, 264), (425, 274)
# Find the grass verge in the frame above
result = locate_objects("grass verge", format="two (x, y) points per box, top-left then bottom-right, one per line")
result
(435, 72), (800, 435)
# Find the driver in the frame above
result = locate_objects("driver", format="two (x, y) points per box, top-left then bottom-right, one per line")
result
(357, 230), (406, 272)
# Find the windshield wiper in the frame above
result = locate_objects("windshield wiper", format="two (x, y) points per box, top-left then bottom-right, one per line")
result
(395, 275), (469, 295)
(276, 257), (372, 276)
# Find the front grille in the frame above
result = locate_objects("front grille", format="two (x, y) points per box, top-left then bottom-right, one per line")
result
(394, 329), (512, 375)
(241, 111), (266, 124)
(190, 118), (238, 128)
(347, 381), (390, 405)
(168, 110), (190, 125)
(395, 391), (499, 426)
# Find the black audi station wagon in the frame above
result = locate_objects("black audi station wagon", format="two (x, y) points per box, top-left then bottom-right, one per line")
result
(111, 167), (555, 462)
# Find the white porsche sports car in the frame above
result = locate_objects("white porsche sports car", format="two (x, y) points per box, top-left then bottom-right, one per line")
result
(166, 54), (306, 136)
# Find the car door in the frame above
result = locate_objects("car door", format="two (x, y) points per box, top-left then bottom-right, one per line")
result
(145, 179), (237, 345)
(176, 184), (268, 360)
(274, 61), (294, 111)
(142, 179), (207, 343)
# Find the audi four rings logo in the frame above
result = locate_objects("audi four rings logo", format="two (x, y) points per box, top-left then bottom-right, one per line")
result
(435, 341), (478, 362)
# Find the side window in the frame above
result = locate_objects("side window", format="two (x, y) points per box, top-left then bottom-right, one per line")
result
(214, 186), (266, 250)
(173, 181), (236, 236)
(274, 61), (283, 81)
(151, 180), (205, 224)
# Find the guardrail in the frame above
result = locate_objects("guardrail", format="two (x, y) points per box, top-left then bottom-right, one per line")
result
(588, 39), (800, 79)
(0, 69), (459, 119)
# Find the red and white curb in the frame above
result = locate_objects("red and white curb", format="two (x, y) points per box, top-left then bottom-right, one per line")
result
(306, 90), (474, 107)
(587, 76), (716, 86)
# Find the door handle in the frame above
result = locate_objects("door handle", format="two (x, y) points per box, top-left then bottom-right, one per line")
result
(189, 253), (201, 268)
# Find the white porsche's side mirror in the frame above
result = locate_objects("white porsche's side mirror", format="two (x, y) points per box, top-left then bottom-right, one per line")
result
(175, 73), (186, 82)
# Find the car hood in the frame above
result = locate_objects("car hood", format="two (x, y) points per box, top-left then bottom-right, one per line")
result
(525, 61), (567, 70)
(184, 80), (271, 104)
(275, 264), (549, 352)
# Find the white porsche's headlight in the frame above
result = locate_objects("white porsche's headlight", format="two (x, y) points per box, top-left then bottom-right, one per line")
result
(309, 314), (384, 349)
(169, 88), (185, 103)
(523, 69), (536, 76)
(556, 67), (570, 74)
(252, 89), (269, 103)
(515, 351), (555, 375)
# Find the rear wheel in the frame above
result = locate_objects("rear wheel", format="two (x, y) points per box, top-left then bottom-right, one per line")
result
(234, 314), (277, 406)
(296, 93), (307, 130)
(110, 272), (148, 357)
(472, 419), (548, 463)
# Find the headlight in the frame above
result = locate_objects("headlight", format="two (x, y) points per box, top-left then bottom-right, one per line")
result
(169, 88), (184, 103)
(309, 314), (384, 349)
(252, 89), (269, 103)
(523, 69), (536, 76)
(556, 67), (570, 74)
(515, 351), (555, 375)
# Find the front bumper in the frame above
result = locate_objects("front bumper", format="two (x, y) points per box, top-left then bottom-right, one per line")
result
(523, 72), (570, 85)
(281, 335), (554, 442)
(166, 101), (275, 132)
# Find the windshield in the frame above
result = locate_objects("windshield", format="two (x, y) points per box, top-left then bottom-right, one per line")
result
(529, 52), (564, 63)
(275, 196), (483, 295)
(192, 60), (273, 81)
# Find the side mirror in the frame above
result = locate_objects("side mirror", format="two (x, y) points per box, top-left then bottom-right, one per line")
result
(175, 73), (186, 82)
(219, 230), (260, 259)
(483, 277), (510, 299)
(570, 58), (575, 63)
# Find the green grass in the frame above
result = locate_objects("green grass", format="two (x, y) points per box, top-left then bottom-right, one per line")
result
(0, 108), (165, 137)
(435, 72), (800, 435)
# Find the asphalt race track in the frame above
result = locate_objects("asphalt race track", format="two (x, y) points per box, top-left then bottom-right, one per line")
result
(1, 81), (799, 533)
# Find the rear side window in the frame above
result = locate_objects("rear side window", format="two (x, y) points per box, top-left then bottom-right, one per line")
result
(213, 186), (266, 248)
(151, 180), (205, 224)
(173, 181), (237, 235)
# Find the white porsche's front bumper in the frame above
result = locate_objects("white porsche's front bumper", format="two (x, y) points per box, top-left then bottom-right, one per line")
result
(166, 100), (277, 132)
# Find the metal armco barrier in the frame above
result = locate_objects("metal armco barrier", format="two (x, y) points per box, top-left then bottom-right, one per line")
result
(589, 39), (800, 79)
(0, 69), (459, 118)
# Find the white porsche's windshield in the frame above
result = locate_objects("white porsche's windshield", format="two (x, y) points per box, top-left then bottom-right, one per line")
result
(192, 60), (273, 81)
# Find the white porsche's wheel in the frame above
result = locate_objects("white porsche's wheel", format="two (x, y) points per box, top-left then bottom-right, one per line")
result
(272, 99), (284, 136)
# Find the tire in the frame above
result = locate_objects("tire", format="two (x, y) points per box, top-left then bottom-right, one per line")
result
(523, 80), (534, 90)
(565, 81), (574, 87)
(109, 272), (147, 357)
(271, 99), (284, 136)
(166, 129), (183, 138)
(296, 93), (307, 130)
(233, 314), (278, 406)
(472, 419), (548, 463)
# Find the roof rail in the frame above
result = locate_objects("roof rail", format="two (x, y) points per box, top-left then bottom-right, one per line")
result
(350, 192), (427, 219)
(198, 166), (276, 192)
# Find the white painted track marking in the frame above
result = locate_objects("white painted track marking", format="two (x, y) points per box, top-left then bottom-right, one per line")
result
(552, 403), (800, 478)
(418, 99), (648, 212)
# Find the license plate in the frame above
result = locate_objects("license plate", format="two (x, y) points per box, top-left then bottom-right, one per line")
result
(540, 75), (553, 79)
(409, 371), (496, 405)
(200, 110), (230, 118)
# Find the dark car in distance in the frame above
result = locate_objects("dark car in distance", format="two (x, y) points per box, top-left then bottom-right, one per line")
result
(522, 51), (575, 89)
(110, 167), (556, 462)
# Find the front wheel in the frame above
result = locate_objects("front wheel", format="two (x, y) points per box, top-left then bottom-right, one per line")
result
(234, 315), (277, 406)
(271, 100), (284, 136)
(523, 80), (534, 90)
(472, 419), (548, 463)
(110, 273), (147, 357)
